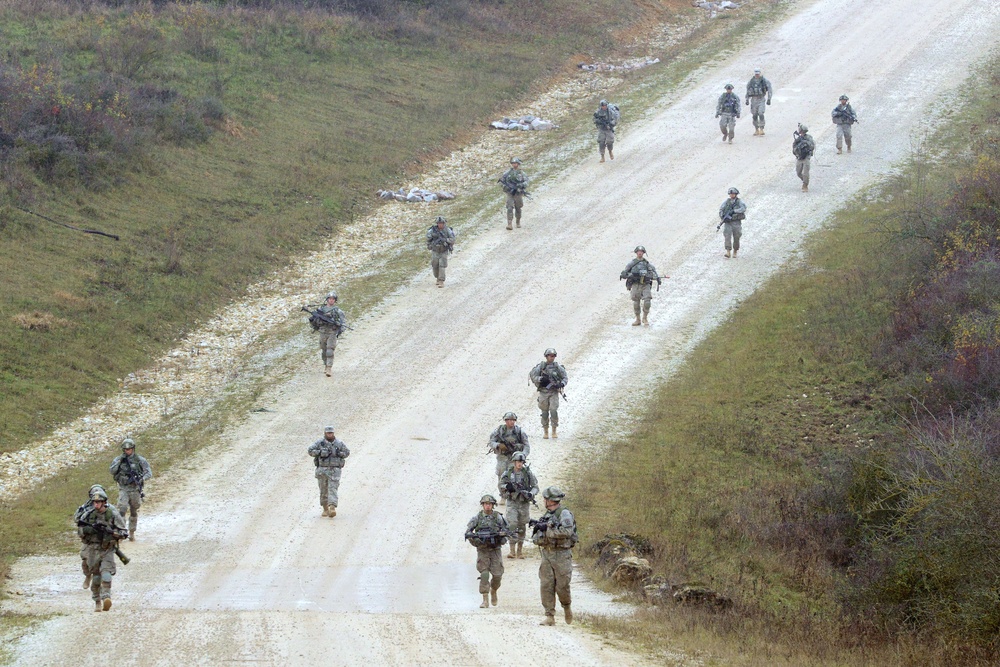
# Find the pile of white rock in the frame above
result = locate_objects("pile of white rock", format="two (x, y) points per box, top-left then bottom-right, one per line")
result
(376, 187), (457, 202)
(693, 0), (740, 13)
(578, 57), (660, 72)
(489, 115), (556, 131)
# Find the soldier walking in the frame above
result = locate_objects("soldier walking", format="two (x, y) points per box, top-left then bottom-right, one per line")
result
(718, 188), (747, 258)
(715, 84), (741, 143)
(832, 95), (857, 154)
(594, 99), (617, 162)
(489, 412), (530, 504)
(500, 452), (538, 559)
(75, 484), (107, 588)
(792, 123), (816, 192)
(308, 426), (350, 517)
(498, 157), (528, 230)
(620, 245), (662, 326)
(426, 215), (456, 288)
(745, 68), (773, 136)
(465, 494), (510, 608)
(109, 438), (151, 542)
(76, 487), (128, 612)
(529, 348), (568, 439)
(313, 292), (347, 377)
(533, 486), (578, 626)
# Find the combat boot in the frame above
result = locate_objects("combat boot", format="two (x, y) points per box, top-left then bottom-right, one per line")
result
(94, 599), (102, 612)
(837, 147), (843, 154)
(564, 605), (573, 624)
(551, 426), (558, 439)
(724, 250), (731, 258)
(515, 218), (521, 228)
(491, 588), (498, 606)
(322, 505), (330, 517)
(328, 505), (337, 518)
(802, 183), (809, 192)
(480, 594), (489, 609)
(540, 615), (556, 626)
(759, 128), (765, 136)
(753, 128), (760, 136)
(506, 222), (513, 231)
(599, 153), (605, 163)
(732, 249), (738, 258)
(103, 597), (112, 611)
(84, 574), (92, 589)
(543, 427), (549, 440)
(846, 140), (852, 152)
(507, 544), (517, 559)
(632, 316), (641, 326)
(721, 133), (727, 142)
(608, 148), (614, 160)
(436, 279), (444, 288)
(642, 313), (649, 326)
(516, 542), (524, 559)
(325, 366), (332, 377)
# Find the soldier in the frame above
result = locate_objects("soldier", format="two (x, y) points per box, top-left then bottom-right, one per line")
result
(533, 486), (578, 626)
(307, 426), (351, 517)
(76, 488), (128, 612)
(465, 494), (510, 608)
(832, 94), (857, 154)
(715, 84), (741, 143)
(620, 246), (662, 326)
(792, 123), (816, 192)
(500, 452), (538, 559)
(745, 67), (773, 136)
(109, 438), (152, 542)
(593, 99), (617, 162)
(426, 216), (456, 288)
(75, 484), (107, 588)
(718, 187), (747, 259)
(529, 348), (568, 439)
(498, 157), (528, 230)
(489, 411), (530, 504)
(314, 292), (347, 377)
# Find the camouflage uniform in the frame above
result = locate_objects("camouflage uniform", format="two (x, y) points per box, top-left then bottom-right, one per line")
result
(499, 462), (538, 557)
(593, 102), (617, 162)
(316, 302), (347, 373)
(719, 192), (748, 257)
(466, 506), (509, 606)
(715, 87), (741, 142)
(832, 99), (857, 153)
(308, 432), (350, 515)
(792, 126), (816, 191)
(489, 423), (530, 490)
(745, 71), (773, 134)
(621, 251), (662, 325)
(533, 489), (578, 625)
(499, 165), (528, 229)
(74, 485), (105, 586)
(77, 501), (127, 610)
(109, 447), (151, 539)
(426, 220), (456, 286)
(529, 355), (568, 436)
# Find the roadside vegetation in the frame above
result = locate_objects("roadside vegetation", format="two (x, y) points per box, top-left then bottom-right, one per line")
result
(0, 0), (692, 452)
(575, 58), (1000, 665)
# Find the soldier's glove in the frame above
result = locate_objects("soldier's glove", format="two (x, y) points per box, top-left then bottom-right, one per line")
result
(766, 99), (771, 105)
(715, 114), (720, 118)
(745, 100), (749, 106)
(505, 482), (515, 492)
(535, 522), (549, 532)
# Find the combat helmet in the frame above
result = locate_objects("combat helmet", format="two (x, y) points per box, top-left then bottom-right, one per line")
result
(89, 484), (107, 499)
(724, 83), (734, 90)
(798, 123), (809, 133)
(435, 216), (447, 224)
(324, 425), (335, 433)
(542, 486), (565, 501)
(480, 494), (498, 505)
(502, 411), (518, 421)
(511, 452), (527, 462)
(839, 95), (849, 101)
(325, 291), (338, 301)
(91, 488), (109, 502)
(599, 99), (608, 106)
(509, 157), (522, 164)
(634, 245), (646, 253)
(121, 438), (135, 450)
(728, 187), (740, 195)
(544, 348), (557, 357)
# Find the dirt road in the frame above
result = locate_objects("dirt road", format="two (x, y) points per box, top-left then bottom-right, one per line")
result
(5, 0), (998, 664)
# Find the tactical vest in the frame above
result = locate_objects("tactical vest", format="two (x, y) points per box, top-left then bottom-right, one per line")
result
(720, 93), (740, 114)
(469, 511), (508, 548)
(79, 507), (118, 545)
(539, 506), (578, 549)
(747, 77), (768, 97)
(537, 363), (564, 391)
(314, 439), (346, 468)
(113, 455), (144, 488)
(494, 426), (524, 454)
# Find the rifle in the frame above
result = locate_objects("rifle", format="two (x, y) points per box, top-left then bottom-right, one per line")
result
(717, 213), (731, 232)
(465, 527), (515, 549)
(301, 306), (354, 334)
(78, 521), (131, 565)
(504, 481), (538, 507)
(529, 516), (551, 537)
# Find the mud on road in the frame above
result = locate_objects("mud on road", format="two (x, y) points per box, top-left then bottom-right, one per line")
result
(4, 0), (999, 664)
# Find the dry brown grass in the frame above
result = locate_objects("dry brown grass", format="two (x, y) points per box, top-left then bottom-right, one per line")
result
(11, 311), (71, 332)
